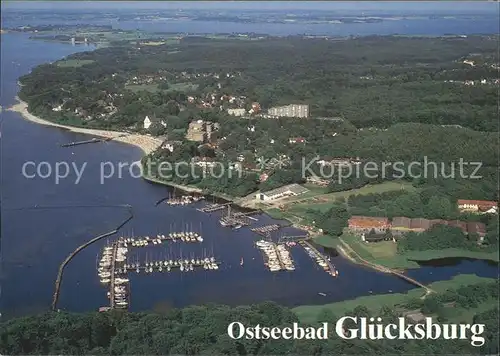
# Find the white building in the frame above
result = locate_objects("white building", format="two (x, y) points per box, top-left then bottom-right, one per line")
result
(143, 116), (152, 129)
(255, 184), (309, 201)
(267, 104), (309, 118)
(228, 108), (246, 117)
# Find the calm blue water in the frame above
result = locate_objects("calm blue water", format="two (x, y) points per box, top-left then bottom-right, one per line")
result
(0, 6), (498, 319)
(1, 1), (499, 37)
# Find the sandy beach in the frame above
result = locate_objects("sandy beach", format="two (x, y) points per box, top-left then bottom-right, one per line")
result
(7, 98), (163, 155)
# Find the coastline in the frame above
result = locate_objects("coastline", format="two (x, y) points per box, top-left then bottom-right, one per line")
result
(9, 96), (246, 201)
(7, 97), (163, 155)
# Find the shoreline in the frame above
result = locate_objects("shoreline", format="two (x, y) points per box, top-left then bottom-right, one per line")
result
(7, 97), (163, 155)
(9, 96), (246, 202)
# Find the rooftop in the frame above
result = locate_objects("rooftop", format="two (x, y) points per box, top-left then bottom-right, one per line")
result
(458, 200), (497, 207)
(261, 183), (309, 197)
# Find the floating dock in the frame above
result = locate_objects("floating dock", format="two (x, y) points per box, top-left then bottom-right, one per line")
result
(300, 240), (338, 277)
(197, 202), (232, 213)
(255, 240), (295, 272)
(118, 258), (221, 274)
(119, 233), (203, 247)
(251, 224), (283, 236)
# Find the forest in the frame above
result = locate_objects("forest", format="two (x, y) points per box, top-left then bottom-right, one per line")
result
(19, 35), (499, 130)
(1, 281), (498, 355)
(18, 35), (499, 198)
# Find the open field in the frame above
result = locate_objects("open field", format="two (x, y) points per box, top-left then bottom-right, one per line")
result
(317, 232), (500, 269)
(293, 274), (496, 323)
(56, 59), (95, 68)
(125, 84), (160, 93)
(263, 181), (414, 220)
(288, 181), (416, 214)
(125, 82), (198, 93)
(336, 232), (420, 268)
(167, 82), (199, 92)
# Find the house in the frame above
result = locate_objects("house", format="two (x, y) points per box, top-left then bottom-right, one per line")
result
(251, 102), (261, 113)
(466, 222), (487, 242)
(348, 216), (390, 234)
(191, 156), (217, 168)
(256, 184), (309, 201)
(306, 176), (330, 186)
(390, 217), (486, 240)
(143, 116), (152, 129)
(289, 137), (306, 144)
(186, 120), (205, 141)
(161, 140), (181, 153)
(259, 173), (269, 182)
(267, 104), (309, 118)
(228, 108), (246, 117)
(457, 200), (498, 214)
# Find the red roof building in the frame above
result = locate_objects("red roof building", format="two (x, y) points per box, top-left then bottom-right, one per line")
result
(348, 216), (390, 233)
(457, 200), (498, 213)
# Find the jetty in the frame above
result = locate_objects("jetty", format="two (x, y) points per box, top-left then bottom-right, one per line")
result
(280, 234), (310, 242)
(52, 206), (133, 311)
(120, 258), (221, 274)
(120, 233), (203, 246)
(301, 240), (338, 277)
(197, 202), (232, 213)
(232, 211), (260, 221)
(255, 240), (295, 272)
(60, 137), (107, 147)
(251, 224), (288, 236)
(109, 242), (119, 309)
(337, 237), (434, 296)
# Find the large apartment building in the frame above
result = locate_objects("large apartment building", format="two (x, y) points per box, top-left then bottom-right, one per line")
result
(185, 120), (220, 142)
(267, 104), (309, 118)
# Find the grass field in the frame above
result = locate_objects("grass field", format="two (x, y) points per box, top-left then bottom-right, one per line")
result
(56, 59), (95, 68)
(167, 82), (199, 92)
(318, 232), (500, 269)
(125, 84), (160, 93)
(125, 82), (198, 93)
(288, 181), (416, 214)
(293, 274), (496, 323)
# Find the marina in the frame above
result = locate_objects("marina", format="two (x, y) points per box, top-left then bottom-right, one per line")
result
(98, 226), (220, 310)
(165, 195), (204, 206)
(250, 224), (287, 237)
(300, 241), (338, 277)
(255, 240), (295, 272)
(219, 206), (251, 229)
(119, 232), (203, 246)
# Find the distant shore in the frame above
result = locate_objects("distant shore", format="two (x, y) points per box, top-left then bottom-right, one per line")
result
(8, 97), (162, 155)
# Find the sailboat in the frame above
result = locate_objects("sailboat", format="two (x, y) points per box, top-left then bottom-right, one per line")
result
(240, 257), (244, 266)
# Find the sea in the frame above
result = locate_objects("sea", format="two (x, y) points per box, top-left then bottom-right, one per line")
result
(0, 2), (498, 319)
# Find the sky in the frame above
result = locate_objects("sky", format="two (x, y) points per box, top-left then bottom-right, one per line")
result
(1, 1), (498, 14)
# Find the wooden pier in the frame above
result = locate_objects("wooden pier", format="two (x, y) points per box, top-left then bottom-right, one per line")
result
(301, 240), (338, 277)
(109, 242), (119, 309)
(122, 260), (221, 273)
(280, 234), (310, 242)
(120, 233), (203, 247)
(61, 138), (106, 147)
(251, 224), (284, 236)
(197, 202), (232, 213)
(232, 211), (260, 221)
